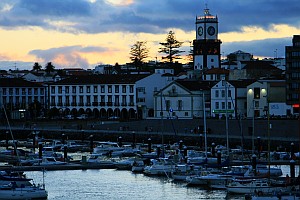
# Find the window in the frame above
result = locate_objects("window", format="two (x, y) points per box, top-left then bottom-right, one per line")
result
(86, 86), (90, 93)
(221, 90), (225, 98)
(51, 87), (55, 94)
(58, 86), (62, 94)
(101, 85), (105, 93)
(228, 90), (232, 98)
(115, 85), (119, 93)
(94, 86), (98, 93)
(137, 98), (145, 103)
(65, 86), (69, 94)
(178, 100), (183, 111)
(228, 102), (231, 109)
(254, 101), (259, 108)
(79, 86), (83, 93)
(130, 85), (134, 93)
(215, 90), (219, 98)
(108, 85), (112, 93)
(86, 96), (91, 105)
(34, 88), (38, 95)
(165, 100), (170, 111)
(215, 102), (219, 109)
(72, 86), (76, 93)
(15, 88), (19, 95)
(122, 85), (126, 93)
(222, 102), (225, 109)
(79, 96), (84, 105)
(137, 87), (145, 93)
(254, 88), (260, 99)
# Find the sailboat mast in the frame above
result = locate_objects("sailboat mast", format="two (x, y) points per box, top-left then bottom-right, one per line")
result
(225, 81), (229, 154)
(203, 92), (207, 158)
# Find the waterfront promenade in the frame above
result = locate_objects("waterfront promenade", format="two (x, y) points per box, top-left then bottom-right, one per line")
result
(0, 118), (299, 150)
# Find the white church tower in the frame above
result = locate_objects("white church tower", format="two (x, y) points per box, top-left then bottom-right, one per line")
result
(193, 7), (222, 71)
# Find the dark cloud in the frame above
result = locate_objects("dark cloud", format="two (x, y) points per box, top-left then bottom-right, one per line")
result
(1, 0), (299, 34)
(222, 37), (292, 58)
(18, 0), (91, 17)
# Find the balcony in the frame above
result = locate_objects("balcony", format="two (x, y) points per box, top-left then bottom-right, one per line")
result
(107, 102), (113, 106)
(129, 102), (134, 106)
(100, 102), (105, 106)
(92, 102), (98, 106)
(121, 102), (127, 106)
(51, 103), (56, 106)
(65, 103), (70, 106)
(85, 103), (91, 106)
(78, 103), (84, 106)
(57, 103), (63, 106)
(114, 102), (120, 106)
(71, 102), (77, 106)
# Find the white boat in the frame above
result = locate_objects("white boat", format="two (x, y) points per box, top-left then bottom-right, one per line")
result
(0, 182), (48, 200)
(171, 164), (202, 181)
(186, 170), (218, 186)
(33, 156), (67, 166)
(0, 171), (32, 187)
(115, 157), (140, 170)
(226, 178), (286, 194)
(87, 154), (116, 167)
(93, 141), (124, 155)
(143, 158), (176, 176)
(255, 164), (283, 177)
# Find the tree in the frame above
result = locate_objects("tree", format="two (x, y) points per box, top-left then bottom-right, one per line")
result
(129, 41), (149, 70)
(159, 31), (184, 64)
(32, 62), (42, 71)
(45, 62), (55, 74)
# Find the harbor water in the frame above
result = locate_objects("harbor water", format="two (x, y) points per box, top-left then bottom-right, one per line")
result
(27, 165), (294, 200)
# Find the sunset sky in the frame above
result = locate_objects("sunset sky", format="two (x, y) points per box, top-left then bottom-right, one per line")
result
(0, 0), (299, 70)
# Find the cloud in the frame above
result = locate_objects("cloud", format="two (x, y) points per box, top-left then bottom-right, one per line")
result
(222, 37), (292, 58)
(29, 45), (109, 68)
(1, 0), (299, 35)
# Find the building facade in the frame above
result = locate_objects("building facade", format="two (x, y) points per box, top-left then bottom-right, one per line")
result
(286, 35), (300, 112)
(48, 75), (148, 120)
(0, 78), (47, 119)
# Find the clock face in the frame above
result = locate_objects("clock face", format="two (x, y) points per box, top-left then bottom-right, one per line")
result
(207, 26), (215, 36)
(198, 26), (203, 36)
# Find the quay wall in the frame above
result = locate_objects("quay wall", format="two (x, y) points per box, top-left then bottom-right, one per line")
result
(0, 119), (299, 151)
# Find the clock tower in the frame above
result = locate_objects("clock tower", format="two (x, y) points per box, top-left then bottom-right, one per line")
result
(193, 7), (222, 71)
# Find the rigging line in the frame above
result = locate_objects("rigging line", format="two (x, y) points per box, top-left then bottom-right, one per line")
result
(2, 105), (20, 161)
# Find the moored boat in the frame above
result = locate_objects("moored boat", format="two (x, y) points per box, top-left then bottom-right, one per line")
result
(0, 181), (48, 200)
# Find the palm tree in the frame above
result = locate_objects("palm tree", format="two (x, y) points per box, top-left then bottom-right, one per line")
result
(32, 62), (42, 72)
(45, 62), (55, 74)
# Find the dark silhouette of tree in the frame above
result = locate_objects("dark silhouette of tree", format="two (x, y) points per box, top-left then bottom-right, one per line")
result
(129, 41), (149, 70)
(114, 62), (121, 71)
(32, 62), (42, 71)
(45, 62), (55, 74)
(159, 31), (184, 64)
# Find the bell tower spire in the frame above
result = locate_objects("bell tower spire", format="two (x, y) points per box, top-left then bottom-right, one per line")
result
(193, 5), (222, 72)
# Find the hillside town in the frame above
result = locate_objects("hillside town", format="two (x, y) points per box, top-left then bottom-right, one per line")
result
(0, 8), (299, 123)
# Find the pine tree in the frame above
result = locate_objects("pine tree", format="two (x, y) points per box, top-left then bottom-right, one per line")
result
(159, 31), (184, 64)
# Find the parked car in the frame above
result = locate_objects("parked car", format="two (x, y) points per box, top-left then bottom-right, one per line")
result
(77, 114), (88, 119)
(108, 116), (120, 120)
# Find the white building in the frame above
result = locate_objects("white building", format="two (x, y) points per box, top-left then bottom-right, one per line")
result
(48, 74), (148, 120)
(136, 73), (175, 119)
(153, 80), (211, 119)
(246, 80), (292, 118)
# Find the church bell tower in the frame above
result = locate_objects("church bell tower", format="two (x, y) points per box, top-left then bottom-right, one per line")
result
(193, 7), (222, 71)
